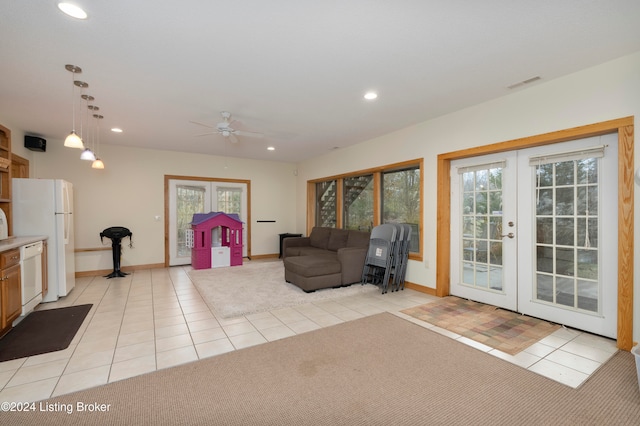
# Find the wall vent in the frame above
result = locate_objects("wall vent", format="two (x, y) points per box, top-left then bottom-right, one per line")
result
(507, 76), (541, 89)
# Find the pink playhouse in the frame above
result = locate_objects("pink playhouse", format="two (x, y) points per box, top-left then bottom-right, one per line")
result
(188, 212), (243, 270)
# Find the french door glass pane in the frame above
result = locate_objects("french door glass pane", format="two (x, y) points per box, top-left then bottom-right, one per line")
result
(217, 187), (242, 215)
(533, 159), (599, 313)
(459, 167), (503, 292)
(176, 185), (206, 257)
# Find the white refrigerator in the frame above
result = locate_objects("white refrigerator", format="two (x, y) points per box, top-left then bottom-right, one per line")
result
(12, 178), (76, 302)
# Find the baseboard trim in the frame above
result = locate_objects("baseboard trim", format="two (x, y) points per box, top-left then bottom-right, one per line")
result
(248, 253), (279, 260)
(75, 262), (165, 278)
(404, 282), (437, 296)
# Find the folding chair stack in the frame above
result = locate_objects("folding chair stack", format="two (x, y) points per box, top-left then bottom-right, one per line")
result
(392, 224), (412, 291)
(361, 224), (397, 294)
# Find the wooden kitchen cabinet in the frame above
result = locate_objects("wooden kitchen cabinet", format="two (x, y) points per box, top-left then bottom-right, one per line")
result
(0, 248), (21, 336)
(0, 124), (12, 236)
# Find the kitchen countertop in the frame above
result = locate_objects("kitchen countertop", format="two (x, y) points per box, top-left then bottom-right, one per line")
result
(0, 236), (48, 252)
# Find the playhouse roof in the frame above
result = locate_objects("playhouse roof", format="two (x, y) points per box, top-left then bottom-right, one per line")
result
(190, 212), (243, 226)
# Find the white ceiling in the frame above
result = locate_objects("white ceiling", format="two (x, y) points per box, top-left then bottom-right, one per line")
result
(1, 1), (639, 163)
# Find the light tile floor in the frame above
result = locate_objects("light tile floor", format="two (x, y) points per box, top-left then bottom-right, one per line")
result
(0, 263), (618, 403)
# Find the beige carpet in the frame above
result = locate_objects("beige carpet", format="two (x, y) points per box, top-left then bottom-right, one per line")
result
(401, 296), (561, 355)
(188, 260), (379, 317)
(6, 313), (639, 426)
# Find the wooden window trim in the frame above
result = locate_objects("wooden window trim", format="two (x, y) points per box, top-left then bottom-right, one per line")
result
(308, 158), (424, 261)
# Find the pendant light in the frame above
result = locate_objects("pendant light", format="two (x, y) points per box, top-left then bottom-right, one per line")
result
(79, 147), (96, 160)
(80, 99), (97, 161)
(92, 114), (105, 169)
(64, 64), (84, 148)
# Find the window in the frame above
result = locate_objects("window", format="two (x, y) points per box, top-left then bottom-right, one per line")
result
(343, 175), (374, 231)
(316, 180), (337, 227)
(309, 159), (422, 258)
(382, 166), (421, 253)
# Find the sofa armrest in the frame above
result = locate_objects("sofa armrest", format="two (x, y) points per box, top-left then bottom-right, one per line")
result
(282, 237), (311, 259)
(337, 246), (368, 284)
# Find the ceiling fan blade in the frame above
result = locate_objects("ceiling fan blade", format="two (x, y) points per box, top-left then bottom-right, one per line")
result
(235, 130), (264, 138)
(229, 133), (239, 144)
(189, 120), (215, 129)
(193, 132), (218, 137)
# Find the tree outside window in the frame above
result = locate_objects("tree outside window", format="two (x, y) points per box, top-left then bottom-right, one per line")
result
(343, 175), (374, 231)
(382, 167), (420, 253)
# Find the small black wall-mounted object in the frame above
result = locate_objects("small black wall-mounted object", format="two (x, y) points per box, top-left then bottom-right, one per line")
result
(100, 226), (133, 278)
(24, 135), (47, 152)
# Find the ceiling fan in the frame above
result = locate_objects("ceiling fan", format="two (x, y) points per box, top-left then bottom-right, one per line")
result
(190, 111), (263, 142)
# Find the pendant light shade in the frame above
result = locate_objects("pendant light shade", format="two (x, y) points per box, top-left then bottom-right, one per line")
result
(80, 148), (96, 160)
(64, 131), (84, 148)
(91, 158), (105, 169)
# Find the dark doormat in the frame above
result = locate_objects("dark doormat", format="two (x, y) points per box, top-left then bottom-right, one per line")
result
(0, 304), (92, 362)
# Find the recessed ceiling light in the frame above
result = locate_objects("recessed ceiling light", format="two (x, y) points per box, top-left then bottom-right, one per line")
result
(364, 92), (378, 100)
(111, 128), (123, 133)
(267, 146), (275, 151)
(57, 3), (88, 19)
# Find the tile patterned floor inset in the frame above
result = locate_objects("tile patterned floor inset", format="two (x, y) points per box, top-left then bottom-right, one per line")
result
(402, 296), (562, 355)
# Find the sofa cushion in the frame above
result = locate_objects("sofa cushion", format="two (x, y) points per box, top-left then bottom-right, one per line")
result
(347, 230), (371, 248)
(327, 228), (349, 251)
(309, 227), (331, 250)
(287, 246), (338, 258)
(284, 255), (342, 277)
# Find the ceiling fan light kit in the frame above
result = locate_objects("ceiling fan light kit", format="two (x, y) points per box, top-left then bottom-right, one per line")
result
(190, 111), (265, 145)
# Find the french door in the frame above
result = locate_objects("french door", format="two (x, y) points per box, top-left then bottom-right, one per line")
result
(450, 134), (618, 338)
(168, 179), (248, 266)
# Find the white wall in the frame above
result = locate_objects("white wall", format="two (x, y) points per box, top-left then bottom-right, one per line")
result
(296, 51), (640, 340)
(24, 141), (297, 272)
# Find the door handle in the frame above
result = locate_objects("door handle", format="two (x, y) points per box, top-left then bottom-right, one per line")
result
(501, 233), (514, 239)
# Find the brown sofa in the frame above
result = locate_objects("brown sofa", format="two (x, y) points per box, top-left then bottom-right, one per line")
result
(283, 227), (371, 292)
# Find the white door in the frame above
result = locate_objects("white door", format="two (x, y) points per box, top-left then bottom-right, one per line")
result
(450, 152), (518, 311)
(169, 179), (248, 266)
(450, 134), (618, 337)
(517, 135), (618, 338)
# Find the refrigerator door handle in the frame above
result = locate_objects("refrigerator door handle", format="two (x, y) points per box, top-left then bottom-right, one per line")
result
(63, 182), (71, 244)
(64, 212), (70, 244)
(54, 212), (71, 244)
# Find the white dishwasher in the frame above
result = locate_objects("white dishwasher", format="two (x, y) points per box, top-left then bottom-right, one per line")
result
(20, 241), (43, 316)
